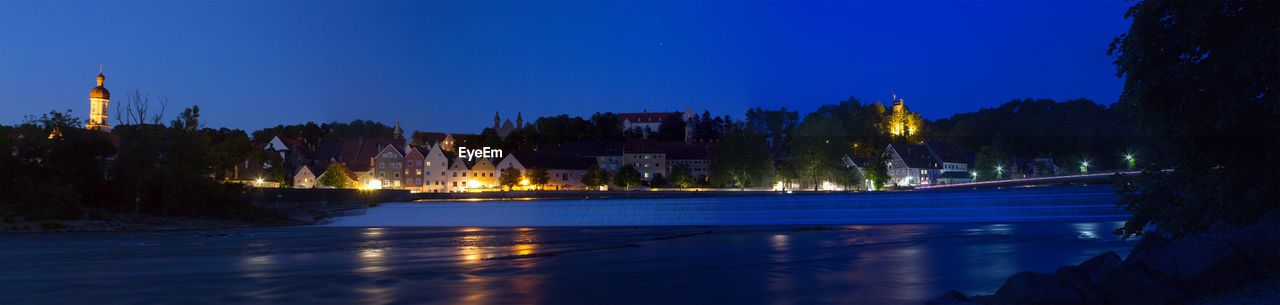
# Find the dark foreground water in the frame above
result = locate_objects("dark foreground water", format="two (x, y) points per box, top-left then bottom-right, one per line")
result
(1, 221), (1136, 304)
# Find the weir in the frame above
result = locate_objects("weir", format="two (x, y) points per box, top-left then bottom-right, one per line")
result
(325, 185), (1129, 227)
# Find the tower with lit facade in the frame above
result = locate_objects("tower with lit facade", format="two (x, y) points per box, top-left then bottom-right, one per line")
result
(885, 93), (921, 139)
(87, 68), (111, 132)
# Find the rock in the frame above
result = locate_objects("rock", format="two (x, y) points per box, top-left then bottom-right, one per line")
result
(1130, 235), (1253, 295)
(1077, 251), (1123, 284)
(1052, 265), (1103, 304)
(968, 294), (994, 305)
(926, 290), (979, 305)
(1208, 220), (1240, 236)
(1259, 208), (1280, 224)
(1097, 263), (1183, 304)
(989, 271), (1085, 304)
(1221, 222), (1280, 267)
(1126, 233), (1173, 261)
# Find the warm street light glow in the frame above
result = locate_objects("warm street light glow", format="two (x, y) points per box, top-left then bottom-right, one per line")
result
(255, 178), (264, 185)
(971, 172), (978, 177)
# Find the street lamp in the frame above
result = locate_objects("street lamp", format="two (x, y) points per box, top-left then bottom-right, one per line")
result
(1080, 161), (1089, 174)
(995, 166), (1003, 180)
(971, 172), (978, 182)
(1124, 155), (1135, 169)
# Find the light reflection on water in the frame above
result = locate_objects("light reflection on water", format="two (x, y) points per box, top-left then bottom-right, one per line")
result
(1, 221), (1138, 305)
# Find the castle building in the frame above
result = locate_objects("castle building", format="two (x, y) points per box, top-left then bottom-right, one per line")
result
(885, 93), (921, 138)
(87, 68), (111, 132)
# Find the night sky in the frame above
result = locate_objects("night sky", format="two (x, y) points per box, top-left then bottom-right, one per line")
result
(0, 0), (1131, 134)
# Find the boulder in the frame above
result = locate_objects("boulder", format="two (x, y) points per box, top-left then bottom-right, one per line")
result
(1051, 265), (1103, 304)
(926, 290), (979, 305)
(989, 271), (1085, 304)
(1208, 220), (1240, 236)
(1129, 235), (1253, 295)
(1259, 208), (1280, 224)
(1220, 221), (1280, 267)
(1096, 263), (1183, 304)
(1126, 233), (1173, 261)
(1077, 251), (1123, 284)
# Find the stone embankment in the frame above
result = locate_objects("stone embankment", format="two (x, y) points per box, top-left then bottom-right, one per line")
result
(249, 188), (411, 224)
(929, 209), (1280, 305)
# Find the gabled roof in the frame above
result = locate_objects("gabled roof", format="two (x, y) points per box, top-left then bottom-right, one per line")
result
(404, 146), (426, 159)
(618, 111), (679, 124)
(888, 143), (939, 169)
(923, 140), (973, 164)
(623, 139), (666, 153)
(660, 142), (712, 160)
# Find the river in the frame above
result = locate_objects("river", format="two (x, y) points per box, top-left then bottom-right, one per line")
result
(1, 186), (1138, 304)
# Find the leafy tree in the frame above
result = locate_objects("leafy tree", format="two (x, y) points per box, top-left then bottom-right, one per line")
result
(790, 114), (849, 191)
(972, 145), (1010, 181)
(1110, 1), (1279, 239)
(581, 166), (609, 190)
(669, 164), (695, 188)
(862, 149), (890, 190)
(773, 160), (799, 191)
(649, 174), (667, 188)
(499, 167), (522, 191)
(831, 167), (865, 191)
(709, 122), (772, 189)
(318, 162), (350, 188)
(613, 165), (642, 189)
(526, 167), (550, 190)
(656, 113), (687, 141)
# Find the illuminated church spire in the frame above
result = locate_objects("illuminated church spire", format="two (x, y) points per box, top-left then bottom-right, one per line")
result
(87, 66), (112, 132)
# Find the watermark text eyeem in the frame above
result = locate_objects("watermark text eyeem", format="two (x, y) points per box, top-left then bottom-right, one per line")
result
(458, 147), (502, 161)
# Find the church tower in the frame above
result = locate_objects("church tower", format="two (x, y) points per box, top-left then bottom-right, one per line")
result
(87, 67), (112, 132)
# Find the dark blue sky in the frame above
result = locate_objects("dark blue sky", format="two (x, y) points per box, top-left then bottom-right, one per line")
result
(1, 0), (1131, 134)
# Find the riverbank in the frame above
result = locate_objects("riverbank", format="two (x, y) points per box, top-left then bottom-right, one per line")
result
(928, 208), (1280, 304)
(0, 212), (289, 233)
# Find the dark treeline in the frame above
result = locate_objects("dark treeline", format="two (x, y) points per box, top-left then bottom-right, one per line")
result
(251, 120), (395, 147)
(929, 98), (1145, 171)
(0, 104), (271, 223)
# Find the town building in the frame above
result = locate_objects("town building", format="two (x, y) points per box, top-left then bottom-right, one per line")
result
(661, 141), (713, 182)
(86, 68), (111, 132)
(883, 140), (974, 187)
(421, 144), (450, 193)
(536, 141), (623, 171)
(623, 139), (667, 181)
(617, 107), (694, 139)
(498, 152), (595, 190)
(493, 112), (523, 138)
(294, 164), (319, 188)
(372, 143), (405, 189)
(403, 146), (425, 190)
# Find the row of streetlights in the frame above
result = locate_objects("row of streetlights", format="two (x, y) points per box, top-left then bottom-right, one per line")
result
(971, 154), (1136, 181)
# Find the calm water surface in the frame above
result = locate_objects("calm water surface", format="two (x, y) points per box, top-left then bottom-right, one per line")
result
(1, 222), (1135, 304)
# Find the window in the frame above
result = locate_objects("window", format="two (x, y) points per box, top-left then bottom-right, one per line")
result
(379, 163), (385, 168)
(416, 169), (422, 175)
(426, 161), (431, 166)
(452, 182), (457, 186)
(452, 172), (457, 177)
(394, 173), (399, 178)
(379, 172), (385, 178)
(462, 172), (467, 177)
